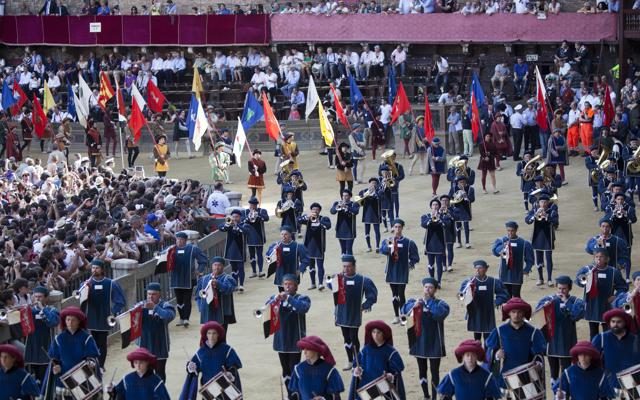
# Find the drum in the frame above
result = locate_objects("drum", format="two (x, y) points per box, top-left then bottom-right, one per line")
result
(616, 363), (640, 400)
(60, 360), (102, 400)
(502, 361), (545, 400)
(199, 371), (242, 400)
(356, 374), (401, 400)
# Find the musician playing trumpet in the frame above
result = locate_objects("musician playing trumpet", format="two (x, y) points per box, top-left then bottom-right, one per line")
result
(139, 282), (176, 382)
(359, 178), (383, 253)
(244, 196), (270, 279)
(421, 198), (449, 283)
(585, 217), (630, 283)
(612, 271), (640, 331)
(605, 193), (636, 272)
(449, 175), (475, 249)
(458, 260), (509, 344)
(24, 286), (60, 384)
(516, 152), (536, 211)
(298, 203), (332, 290)
(377, 150), (405, 218)
(218, 209), (249, 292)
(525, 194), (559, 287)
(330, 189), (360, 255)
(266, 225), (309, 291)
(195, 257), (237, 332)
(535, 276), (585, 386)
(276, 186), (303, 236)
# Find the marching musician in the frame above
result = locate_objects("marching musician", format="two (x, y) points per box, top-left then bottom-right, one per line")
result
(586, 145), (602, 211)
(48, 307), (101, 395)
(625, 135), (640, 200)
(575, 249), (627, 339)
(439, 195), (457, 273)
(219, 209), (249, 291)
(195, 257), (237, 331)
(421, 198), (449, 282)
(605, 193), (636, 277)
(24, 286), (60, 383)
(602, 181), (636, 211)
(335, 142), (355, 196)
(542, 163), (563, 194)
(267, 274), (311, 398)
(427, 138), (447, 196)
(377, 150), (405, 218)
(139, 282), (176, 382)
(446, 155), (476, 192)
(82, 258), (126, 368)
(516, 152), (537, 211)
(349, 320), (405, 400)
(184, 322), (242, 398)
(330, 189), (360, 255)
(459, 260), (509, 343)
(276, 185), (303, 235)
(290, 170), (308, 238)
(585, 217), (630, 279)
(244, 196), (270, 279)
(598, 168), (620, 210)
(169, 231), (208, 328)
(400, 277), (450, 400)
(0, 344), (40, 400)
(554, 341), (616, 400)
(247, 149), (267, 204)
(289, 336), (344, 400)
(282, 132), (300, 170)
(380, 219), (419, 324)
(592, 309), (640, 390)
(277, 159), (295, 196)
(485, 298), (547, 390)
(449, 175), (475, 249)
(108, 348), (170, 400)
(298, 202), (332, 290)
(535, 276), (586, 386)
(359, 178), (382, 253)
(526, 194), (559, 286)
(327, 255), (378, 371)
(527, 175), (548, 206)
(612, 271), (640, 331)
(378, 164), (395, 232)
(436, 339), (502, 400)
(266, 225), (309, 291)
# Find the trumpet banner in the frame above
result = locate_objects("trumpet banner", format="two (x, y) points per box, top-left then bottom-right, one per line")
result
(260, 299), (281, 339)
(532, 301), (555, 340)
(6, 306), (35, 336)
(118, 304), (143, 349)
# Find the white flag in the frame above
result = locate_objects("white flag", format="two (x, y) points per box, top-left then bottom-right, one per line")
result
(192, 98), (208, 151)
(73, 88), (89, 128)
(131, 83), (148, 111)
(305, 75), (320, 121)
(77, 74), (93, 127)
(233, 117), (247, 168)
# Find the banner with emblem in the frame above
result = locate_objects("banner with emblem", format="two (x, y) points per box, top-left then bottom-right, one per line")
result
(261, 298), (282, 339)
(117, 304), (143, 349)
(532, 300), (556, 340)
(330, 273), (346, 305)
(6, 306), (35, 336)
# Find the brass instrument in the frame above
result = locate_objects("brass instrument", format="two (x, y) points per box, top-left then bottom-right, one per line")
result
(248, 209), (258, 223)
(431, 211), (440, 223)
(310, 215), (318, 223)
(626, 146), (640, 175)
(613, 204), (627, 219)
(450, 190), (467, 205)
(279, 160), (293, 183)
(596, 234), (606, 248)
(381, 150), (399, 177)
(591, 148), (610, 184)
(522, 155), (542, 181)
(253, 297), (279, 319)
(535, 207), (548, 221)
(225, 216), (233, 225)
(622, 291), (636, 316)
(501, 240), (510, 260)
(107, 301), (147, 327)
(276, 200), (295, 218)
(353, 187), (375, 205)
(291, 175), (305, 189)
(335, 200), (348, 212)
(399, 299), (425, 326)
(72, 275), (94, 300)
(577, 273), (589, 285)
(265, 241), (281, 265)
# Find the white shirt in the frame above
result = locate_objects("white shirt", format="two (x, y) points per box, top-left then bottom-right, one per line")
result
(121, 58), (132, 71)
(567, 109), (580, 126)
(259, 56), (271, 69)
(372, 51), (384, 65)
(391, 49), (406, 64)
(19, 71), (31, 85)
(251, 71), (266, 88)
(348, 52), (360, 67)
(515, 0), (529, 13)
(206, 191), (230, 215)
(436, 58), (449, 73)
(214, 55), (227, 69)
(162, 59), (174, 71)
(360, 51), (373, 65)
(151, 57), (164, 72)
(265, 72), (278, 89)
(47, 75), (61, 89)
(227, 56), (240, 69)
(380, 104), (392, 124)
(174, 57), (186, 71)
(280, 55), (293, 68)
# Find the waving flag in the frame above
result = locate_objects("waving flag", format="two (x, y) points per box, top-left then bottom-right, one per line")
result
(43, 81), (56, 113)
(78, 73), (93, 113)
(11, 82), (27, 115)
(130, 83), (147, 111)
(192, 67), (204, 101)
(73, 88), (88, 128)
(241, 91), (264, 131)
(470, 73), (484, 141)
(262, 96), (281, 141)
(6, 306), (35, 337)
(348, 75), (364, 110)
(97, 71), (115, 110)
(318, 101), (335, 146)
(390, 82), (411, 124)
(331, 84), (350, 129)
(186, 94), (208, 151)
(146, 80), (166, 113)
(305, 75), (320, 120)
(233, 117), (247, 168)
(603, 84), (615, 127)
(32, 96), (48, 138)
(424, 93), (435, 142)
(115, 80), (126, 122)
(388, 66), (397, 105)
(117, 304), (143, 349)
(66, 82), (77, 121)
(1, 80), (16, 112)
(128, 95), (146, 143)
(534, 66), (549, 131)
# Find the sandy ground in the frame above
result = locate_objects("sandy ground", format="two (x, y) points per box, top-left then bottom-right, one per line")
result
(98, 145), (638, 399)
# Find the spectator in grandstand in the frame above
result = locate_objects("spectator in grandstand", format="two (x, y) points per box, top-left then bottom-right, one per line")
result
(164, 0), (177, 15)
(491, 61), (510, 93)
(213, 51), (228, 83)
(359, 46), (373, 80)
(433, 54), (449, 94)
(577, 1), (596, 13)
(264, 67), (279, 102)
(513, 57), (529, 99)
(96, 0), (110, 15)
(370, 46), (385, 79)
(39, 0), (58, 15)
(312, 47), (327, 81)
(391, 45), (407, 77)
(439, 0), (459, 11)
(281, 66), (301, 99)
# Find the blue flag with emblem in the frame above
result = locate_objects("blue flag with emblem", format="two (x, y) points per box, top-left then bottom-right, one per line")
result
(186, 94), (198, 140)
(388, 66), (397, 105)
(241, 91), (264, 131)
(349, 75), (364, 111)
(66, 81), (77, 120)
(1, 80), (16, 112)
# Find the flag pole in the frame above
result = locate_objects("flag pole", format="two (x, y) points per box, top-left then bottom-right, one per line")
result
(118, 123), (126, 170)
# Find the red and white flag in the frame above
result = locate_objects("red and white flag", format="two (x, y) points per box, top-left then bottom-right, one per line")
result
(330, 273), (347, 305)
(97, 71), (115, 110)
(535, 66), (549, 131)
(6, 306), (35, 337)
(146, 80), (166, 113)
(260, 298), (282, 339)
(118, 304), (143, 349)
(128, 95), (147, 143)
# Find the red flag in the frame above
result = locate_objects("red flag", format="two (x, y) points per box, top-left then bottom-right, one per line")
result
(119, 304), (143, 349)
(97, 71), (115, 110)
(32, 96), (47, 139)
(128, 96), (146, 143)
(334, 274), (347, 305)
(470, 92), (481, 142)
(390, 82), (411, 124)
(424, 94), (435, 142)
(115, 80), (127, 122)
(603, 85), (615, 127)
(146, 80), (166, 113)
(535, 66), (549, 131)
(19, 306), (35, 336)
(331, 85), (350, 130)
(542, 301), (556, 339)
(262, 96), (281, 141)
(129, 305), (143, 342)
(11, 82), (27, 115)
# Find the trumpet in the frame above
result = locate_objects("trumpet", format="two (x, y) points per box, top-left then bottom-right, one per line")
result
(535, 208), (548, 221)
(253, 297), (280, 318)
(73, 275), (94, 300)
(613, 204), (627, 219)
(310, 215), (318, 223)
(325, 274), (334, 285)
(248, 209), (258, 223)
(107, 301), (147, 327)
(596, 235), (606, 248)
(577, 273), (588, 285)
(431, 211), (440, 223)
(335, 201), (347, 212)
(225, 216), (234, 225)
(399, 314), (409, 325)
(450, 190), (467, 205)
(0, 309), (8, 321)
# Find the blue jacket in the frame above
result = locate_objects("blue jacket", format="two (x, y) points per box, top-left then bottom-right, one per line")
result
(348, 343), (405, 400)
(516, 161), (535, 193)
(328, 273), (377, 328)
(113, 371), (170, 400)
(0, 367), (40, 400)
(535, 295), (585, 356)
(218, 223), (248, 262)
(298, 214), (331, 259)
(380, 236), (419, 284)
(421, 212), (449, 254)
(82, 277), (126, 331)
(525, 207), (558, 251)
(447, 167), (476, 189)
(585, 234), (630, 271)
(267, 240), (309, 286)
(195, 273), (237, 325)
(449, 185), (475, 221)
(139, 300), (176, 359)
(575, 265), (627, 322)
(554, 364), (616, 400)
(604, 204), (636, 247)
(170, 244), (209, 289)
(270, 293), (311, 353)
(243, 207), (270, 246)
(190, 342), (242, 387)
(289, 359), (344, 400)
(277, 198), (303, 231)
(401, 297), (449, 358)
(459, 275), (509, 333)
(378, 162), (405, 194)
(437, 365), (502, 400)
(359, 188), (382, 224)
(49, 329), (100, 387)
(491, 236), (535, 284)
(593, 330), (640, 388)
(330, 201), (360, 240)
(25, 306), (59, 365)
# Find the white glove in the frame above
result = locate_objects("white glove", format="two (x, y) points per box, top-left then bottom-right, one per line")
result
(353, 366), (363, 377)
(187, 361), (197, 374)
(52, 364), (62, 374)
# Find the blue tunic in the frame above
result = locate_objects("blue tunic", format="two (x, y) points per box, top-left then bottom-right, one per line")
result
(299, 215), (331, 259)
(485, 322), (547, 387)
(195, 273), (237, 325)
(448, 185), (475, 221)
(113, 371), (170, 400)
(330, 201), (360, 240)
(535, 295), (585, 356)
(437, 365), (502, 400)
(440, 208), (457, 244)
(459, 276), (509, 333)
(401, 298), (449, 358)
(604, 204), (636, 247)
(427, 146), (447, 174)
(585, 234), (630, 271)
(289, 359), (344, 400)
(378, 181), (393, 211)
(380, 236), (419, 284)
(25, 306), (59, 365)
(446, 167), (476, 190)
(218, 223), (248, 262)
(516, 161), (535, 193)
(139, 300), (176, 359)
(593, 330), (640, 388)
(359, 188), (381, 224)
(329, 273), (377, 328)
(585, 155), (599, 187)
(190, 342), (242, 387)
(267, 240), (309, 286)
(0, 367), (40, 400)
(421, 213), (447, 254)
(548, 135), (568, 165)
(491, 236), (535, 285)
(170, 244), (209, 289)
(270, 293), (311, 353)
(525, 207), (558, 251)
(243, 208), (269, 246)
(555, 365), (616, 400)
(377, 162), (405, 194)
(575, 265), (627, 322)
(348, 343), (405, 400)
(82, 277), (126, 331)
(48, 329), (100, 387)
(277, 199), (303, 231)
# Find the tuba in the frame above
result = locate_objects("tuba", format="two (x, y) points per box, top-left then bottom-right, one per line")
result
(626, 146), (640, 175)
(381, 150), (399, 177)
(450, 190), (467, 205)
(591, 148), (610, 184)
(523, 155), (542, 181)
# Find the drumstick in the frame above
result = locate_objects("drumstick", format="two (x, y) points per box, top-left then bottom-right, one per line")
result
(109, 367), (118, 387)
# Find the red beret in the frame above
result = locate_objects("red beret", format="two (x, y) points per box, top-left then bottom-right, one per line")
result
(454, 339), (485, 363)
(60, 306), (87, 330)
(603, 308), (634, 332)
(297, 336), (336, 366)
(126, 348), (157, 368)
(364, 320), (393, 346)
(501, 297), (532, 321)
(569, 340), (601, 367)
(200, 321), (226, 346)
(0, 344), (24, 368)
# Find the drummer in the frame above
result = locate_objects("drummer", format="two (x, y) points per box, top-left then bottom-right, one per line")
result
(108, 348), (170, 400)
(554, 341), (616, 400)
(0, 344), (40, 400)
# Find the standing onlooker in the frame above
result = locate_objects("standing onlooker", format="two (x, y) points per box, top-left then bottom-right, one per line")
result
(490, 112), (512, 170)
(153, 134), (170, 177)
(478, 133), (499, 194)
(446, 106), (463, 156)
(461, 104), (473, 157)
(433, 54), (449, 93)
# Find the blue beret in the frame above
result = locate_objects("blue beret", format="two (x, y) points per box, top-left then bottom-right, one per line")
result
(290, 170), (302, 177)
(505, 221), (518, 229)
(341, 254), (356, 263)
(459, 155), (468, 161)
(248, 197), (259, 205)
(211, 256), (225, 265)
(379, 164), (390, 172)
(421, 277), (439, 287)
(281, 225), (293, 234)
(91, 259), (105, 268)
(368, 177), (379, 183)
(632, 271), (640, 280)
(599, 217), (612, 226)
(33, 286), (49, 296)
(310, 202), (322, 210)
(555, 275), (573, 288)
(392, 218), (405, 226)
(439, 194), (450, 200)
(282, 274), (298, 283)
(176, 232), (188, 239)
(432, 137), (440, 143)
(147, 282), (161, 292)
(473, 260), (489, 269)
(146, 214), (158, 223)
(230, 209), (242, 216)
